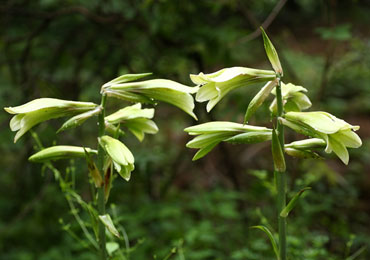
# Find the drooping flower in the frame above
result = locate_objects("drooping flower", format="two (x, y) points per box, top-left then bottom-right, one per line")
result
(98, 135), (134, 181)
(185, 121), (272, 160)
(105, 103), (158, 141)
(102, 78), (198, 120)
(281, 111), (362, 164)
(270, 82), (312, 114)
(190, 67), (276, 112)
(4, 98), (98, 142)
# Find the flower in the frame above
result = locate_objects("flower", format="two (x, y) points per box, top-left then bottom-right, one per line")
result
(105, 103), (158, 141)
(281, 111), (362, 164)
(185, 121), (272, 160)
(28, 145), (97, 162)
(102, 78), (198, 120)
(270, 82), (312, 114)
(4, 98), (98, 143)
(98, 135), (134, 181)
(190, 67), (276, 112)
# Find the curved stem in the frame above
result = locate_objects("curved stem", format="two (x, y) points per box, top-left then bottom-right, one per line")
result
(275, 77), (286, 260)
(97, 94), (107, 260)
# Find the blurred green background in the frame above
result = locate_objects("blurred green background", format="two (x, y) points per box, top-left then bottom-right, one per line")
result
(1, 0), (370, 259)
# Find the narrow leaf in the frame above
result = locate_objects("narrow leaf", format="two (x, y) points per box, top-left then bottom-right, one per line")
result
(285, 148), (322, 159)
(251, 225), (279, 260)
(99, 214), (120, 238)
(280, 187), (311, 218)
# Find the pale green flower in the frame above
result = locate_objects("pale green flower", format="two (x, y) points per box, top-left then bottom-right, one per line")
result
(185, 121), (272, 160)
(281, 111), (362, 164)
(4, 98), (98, 142)
(105, 103), (158, 141)
(29, 145), (97, 162)
(102, 78), (198, 120)
(98, 135), (134, 181)
(270, 82), (312, 114)
(190, 67), (276, 112)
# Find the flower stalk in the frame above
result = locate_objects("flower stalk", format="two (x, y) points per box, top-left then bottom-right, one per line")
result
(275, 76), (287, 260)
(97, 94), (107, 260)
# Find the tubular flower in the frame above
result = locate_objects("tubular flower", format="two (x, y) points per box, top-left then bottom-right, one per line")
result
(102, 78), (198, 120)
(98, 135), (134, 181)
(270, 83), (312, 114)
(190, 67), (276, 112)
(105, 103), (158, 141)
(281, 111), (362, 164)
(4, 98), (98, 142)
(185, 121), (272, 160)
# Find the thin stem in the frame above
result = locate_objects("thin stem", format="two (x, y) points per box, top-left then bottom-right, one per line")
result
(97, 94), (107, 260)
(275, 76), (287, 260)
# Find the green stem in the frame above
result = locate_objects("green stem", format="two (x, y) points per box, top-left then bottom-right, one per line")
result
(97, 94), (107, 260)
(275, 76), (286, 260)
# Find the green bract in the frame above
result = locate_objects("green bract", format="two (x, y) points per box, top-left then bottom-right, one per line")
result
(105, 103), (158, 141)
(261, 27), (283, 75)
(102, 79), (198, 120)
(282, 111), (362, 164)
(270, 83), (312, 114)
(244, 79), (278, 123)
(98, 135), (134, 181)
(29, 145), (97, 162)
(185, 121), (272, 160)
(190, 67), (276, 112)
(4, 98), (98, 142)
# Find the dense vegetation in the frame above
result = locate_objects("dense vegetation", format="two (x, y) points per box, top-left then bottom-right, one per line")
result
(1, 1), (370, 259)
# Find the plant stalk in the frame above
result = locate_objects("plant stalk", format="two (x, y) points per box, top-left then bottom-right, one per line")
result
(97, 94), (107, 260)
(275, 76), (286, 260)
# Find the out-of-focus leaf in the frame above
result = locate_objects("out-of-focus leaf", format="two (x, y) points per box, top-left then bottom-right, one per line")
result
(280, 187), (311, 218)
(251, 225), (279, 260)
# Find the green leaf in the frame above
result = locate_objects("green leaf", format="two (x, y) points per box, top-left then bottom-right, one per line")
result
(84, 148), (103, 188)
(251, 225), (279, 260)
(244, 80), (277, 123)
(98, 214), (120, 238)
(271, 129), (286, 172)
(57, 106), (102, 133)
(280, 187), (311, 218)
(99, 135), (134, 181)
(260, 27), (283, 75)
(29, 146), (97, 162)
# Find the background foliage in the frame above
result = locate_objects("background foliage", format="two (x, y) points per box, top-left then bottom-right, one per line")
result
(1, 0), (370, 259)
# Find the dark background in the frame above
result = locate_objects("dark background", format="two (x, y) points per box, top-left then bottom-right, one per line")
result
(1, 0), (370, 259)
